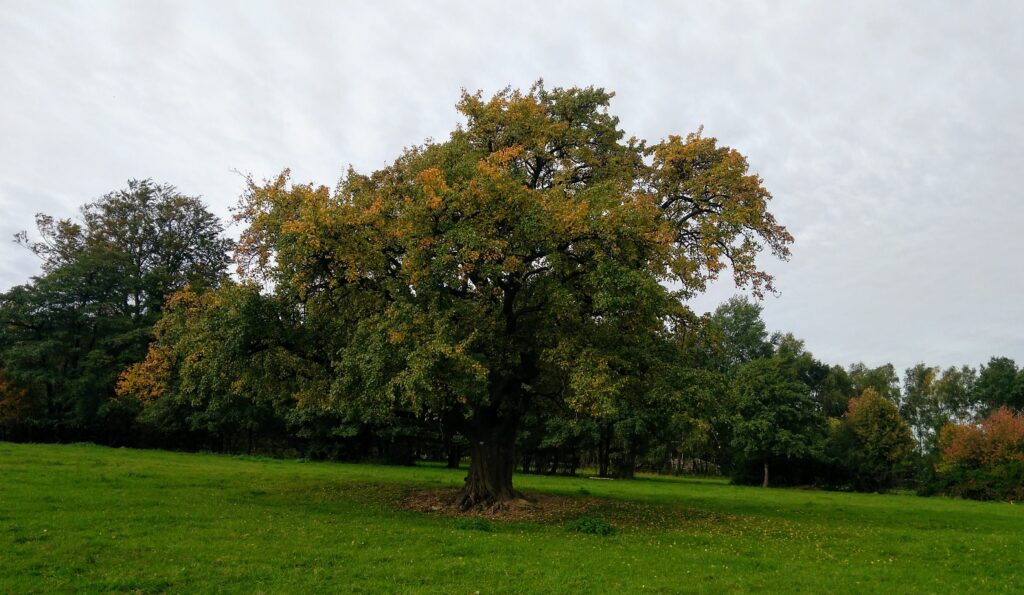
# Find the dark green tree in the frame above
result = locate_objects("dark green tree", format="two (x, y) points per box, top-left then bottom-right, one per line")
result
(0, 181), (232, 441)
(818, 365), (857, 418)
(772, 332), (831, 408)
(848, 363), (901, 404)
(731, 357), (825, 487)
(709, 295), (773, 373)
(828, 388), (915, 490)
(16, 179), (232, 318)
(0, 245), (138, 439)
(973, 357), (1023, 414)
(118, 283), (325, 453)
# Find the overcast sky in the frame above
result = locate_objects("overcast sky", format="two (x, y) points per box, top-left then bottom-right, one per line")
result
(1, 1), (1021, 373)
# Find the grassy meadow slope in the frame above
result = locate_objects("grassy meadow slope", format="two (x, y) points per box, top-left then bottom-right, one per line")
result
(1, 442), (1020, 593)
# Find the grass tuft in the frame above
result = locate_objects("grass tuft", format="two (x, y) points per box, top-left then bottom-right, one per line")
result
(566, 516), (617, 536)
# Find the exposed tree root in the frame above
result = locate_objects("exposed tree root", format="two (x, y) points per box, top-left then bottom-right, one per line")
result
(404, 487), (598, 521)
(453, 488), (531, 513)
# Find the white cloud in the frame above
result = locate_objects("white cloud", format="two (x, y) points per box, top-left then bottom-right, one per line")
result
(1, 0), (1021, 372)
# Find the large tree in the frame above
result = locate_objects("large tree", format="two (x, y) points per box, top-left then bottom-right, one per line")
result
(117, 282), (322, 453)
(0, 245), (137, 438)
(0, 181), (232, 440)
(230, 83), (792, 508)
(16, 179), (232, 317)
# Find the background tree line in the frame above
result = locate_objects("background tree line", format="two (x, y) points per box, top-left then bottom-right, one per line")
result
(3, 85), (1023, 503)
(2, 190), (1020, 499)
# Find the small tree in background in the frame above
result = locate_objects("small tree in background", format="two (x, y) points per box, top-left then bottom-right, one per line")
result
(848, 363), (902, 404)
(818, 365), (857, 418)
(902, 364), (944, 452)
(828, 388), (915, 491)
(731, 357), (825, 487)
(934, 365), (978, 424)
(973, 357), (1023, 415)
(708, 296), (773, 373)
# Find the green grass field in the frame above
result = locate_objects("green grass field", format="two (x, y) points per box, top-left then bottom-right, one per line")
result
(1, 442), (1021, 593)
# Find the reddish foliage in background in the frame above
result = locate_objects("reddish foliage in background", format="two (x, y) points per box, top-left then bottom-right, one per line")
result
(939, 407), (1024, 468)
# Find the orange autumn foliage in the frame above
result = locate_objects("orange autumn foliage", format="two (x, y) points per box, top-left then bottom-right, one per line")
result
(938, 407), (1024, 469)
(935, 408), (1024, 501)
(116, 344), (173, 402)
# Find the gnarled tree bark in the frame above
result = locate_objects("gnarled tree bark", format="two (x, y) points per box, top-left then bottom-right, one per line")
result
(457, 435), (520, 509)
(454, 374), (530, 510)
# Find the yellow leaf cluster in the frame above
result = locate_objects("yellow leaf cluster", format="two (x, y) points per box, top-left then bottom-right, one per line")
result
(116, 344), (172, 402)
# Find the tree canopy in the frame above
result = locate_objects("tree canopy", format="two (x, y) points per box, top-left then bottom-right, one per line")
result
(829, 388), (915, 491)
(731, 354), (825, 487)
(0, 180), (231, 441)
(225, 82), (792, 507)
(8, 83), (1020, 503)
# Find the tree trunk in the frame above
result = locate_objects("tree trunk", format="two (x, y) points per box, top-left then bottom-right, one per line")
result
(598, 427), (611, 478)
(615, 453), (636, 479)
(445, 443), (461, 469)
(457, 435), (520, 510)
(520, 452), (532, 474)
(762, 459), (769, 488)
(454, 345), (535, 510)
